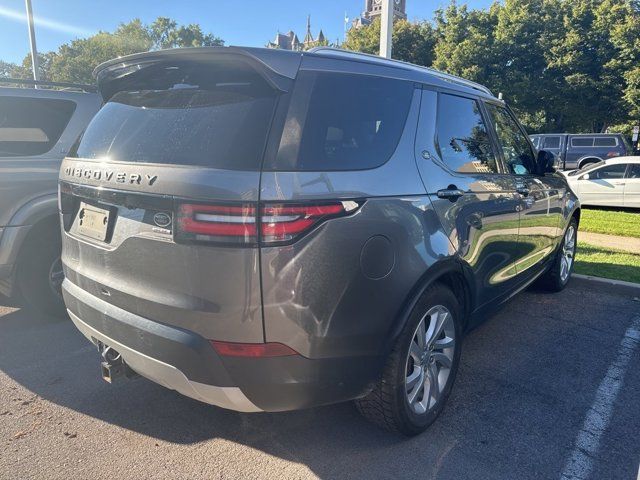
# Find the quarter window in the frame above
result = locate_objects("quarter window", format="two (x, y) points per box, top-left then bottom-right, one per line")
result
(272, 71), (414, 171)
(435, 94), (498, 174)
(485, 103), (536, 175)
(0, 96), (76, 157)
(594, 137), (617, 147)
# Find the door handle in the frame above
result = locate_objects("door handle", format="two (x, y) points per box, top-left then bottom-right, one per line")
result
(436, 187), (465, 201)
(516, 186), (530, 196)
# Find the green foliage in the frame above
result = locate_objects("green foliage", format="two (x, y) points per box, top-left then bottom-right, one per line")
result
(2, 17), (223, 85)
(343, 18), (436, 66)
(344, 0), (640, 134)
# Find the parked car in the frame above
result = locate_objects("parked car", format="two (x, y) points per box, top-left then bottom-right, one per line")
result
(564, 156), (640, 208)
(59, 46), (580, 435)
(529, 133), (632, 170)
(0, 79), (101, 313)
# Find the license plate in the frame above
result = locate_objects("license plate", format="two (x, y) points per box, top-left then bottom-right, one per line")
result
(78, 203), (110, 241)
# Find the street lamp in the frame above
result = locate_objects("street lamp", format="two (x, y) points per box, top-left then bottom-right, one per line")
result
(25, 0), (40, 83)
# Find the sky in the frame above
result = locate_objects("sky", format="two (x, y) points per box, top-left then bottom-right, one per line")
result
(0, 0), (493, 64)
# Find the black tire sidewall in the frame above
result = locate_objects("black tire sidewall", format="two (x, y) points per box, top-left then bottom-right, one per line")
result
(392, 284), (463, 435)
(17, 226), (65, 315)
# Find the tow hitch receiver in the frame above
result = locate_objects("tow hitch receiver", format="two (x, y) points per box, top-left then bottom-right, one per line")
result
(97, 341), (138, 383)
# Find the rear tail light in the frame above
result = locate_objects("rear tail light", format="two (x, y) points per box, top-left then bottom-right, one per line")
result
(176, 200), (360, 246)
(606, 151), (620, 158)
(210, 340), (299, 357)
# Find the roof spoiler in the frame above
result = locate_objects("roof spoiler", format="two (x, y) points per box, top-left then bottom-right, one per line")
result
(93, 46), (303, 101)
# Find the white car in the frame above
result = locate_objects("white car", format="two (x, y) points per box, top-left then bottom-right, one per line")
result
(564, 157), (640, 208)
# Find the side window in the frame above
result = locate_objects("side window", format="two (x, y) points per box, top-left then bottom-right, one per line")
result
(435, 94), (498, 173)
(628, 164), (640, 179)
(543, 136), (561, 149)
(272, 71), (414, 171)
(594, 137), (617, 147)
(485, 103), (536, 175)
(589, 164), (627, 180)
(0, 96), (76, 157)
(571, 137), (594, 147)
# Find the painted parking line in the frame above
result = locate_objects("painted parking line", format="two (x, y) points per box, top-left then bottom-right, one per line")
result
(560, 315), (640, 480)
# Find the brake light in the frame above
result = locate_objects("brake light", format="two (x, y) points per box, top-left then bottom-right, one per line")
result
(176, 200), (360, 245)
(177, 203), (257, 244)
(210, 341), (299, 357)
(606, 151), (620, 158)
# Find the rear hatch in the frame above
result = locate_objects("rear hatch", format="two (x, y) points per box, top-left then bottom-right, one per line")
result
(59, 48), (301, 343)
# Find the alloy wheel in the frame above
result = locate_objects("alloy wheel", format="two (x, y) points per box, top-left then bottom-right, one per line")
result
(560, 226), (576, 283)
(405, 305), (456, 415)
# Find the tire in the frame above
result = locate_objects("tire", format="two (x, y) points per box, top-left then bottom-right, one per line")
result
(356, 283), (462, 436)
(16, 220), (66, 317)
(538, 217), (577, 292)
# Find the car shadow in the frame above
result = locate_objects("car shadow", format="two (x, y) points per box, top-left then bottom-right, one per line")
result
(1, 282), (639, 479)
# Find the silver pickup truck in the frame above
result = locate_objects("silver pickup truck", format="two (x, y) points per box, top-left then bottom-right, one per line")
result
(0, 79), (100, 314)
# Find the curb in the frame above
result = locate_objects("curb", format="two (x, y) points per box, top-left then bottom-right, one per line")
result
(573, 274), (640, 291)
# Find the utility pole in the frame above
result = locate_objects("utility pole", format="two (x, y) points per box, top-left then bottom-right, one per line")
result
(379, 0), (393, 58)
(25, 0), (40, 83)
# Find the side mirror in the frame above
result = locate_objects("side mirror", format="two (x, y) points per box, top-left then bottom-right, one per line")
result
(581, 173), (590, 180)
(536, 150), (556, 175)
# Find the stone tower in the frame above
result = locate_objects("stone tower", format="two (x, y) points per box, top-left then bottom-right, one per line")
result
(354, 0), (407, 28)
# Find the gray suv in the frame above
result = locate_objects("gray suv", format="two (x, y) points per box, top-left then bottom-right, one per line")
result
(0, 79), (100, 313)
(59, 47), (580, 435)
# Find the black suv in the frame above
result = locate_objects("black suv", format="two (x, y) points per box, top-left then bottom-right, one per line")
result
(59, 47), (580, 435)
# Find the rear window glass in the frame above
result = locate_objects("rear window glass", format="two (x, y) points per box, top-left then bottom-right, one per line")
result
(571, 137), (594, 147)
(594, 137), (617, 147)
(76, 61), (278, 170)
(0, 96), (76, 157)
(542, 136), (561, 149)
(271, 71), (414, 171)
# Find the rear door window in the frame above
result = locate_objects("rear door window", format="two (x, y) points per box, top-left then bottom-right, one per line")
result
(0, 96), (76, 157)
(76, 60), (278, 170)
(434, 94), (498, 173)
(271, 71), (414, 171)
(571, 137), (594, 147)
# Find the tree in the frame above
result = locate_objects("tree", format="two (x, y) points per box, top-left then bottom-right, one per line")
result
(343, 18), (436, 67)
(7, 17), (224, 85)
(149, 17), (224, 49)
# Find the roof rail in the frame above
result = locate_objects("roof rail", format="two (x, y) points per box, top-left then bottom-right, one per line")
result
(308, 47), (493, 96)
(0, 77), (97, 93)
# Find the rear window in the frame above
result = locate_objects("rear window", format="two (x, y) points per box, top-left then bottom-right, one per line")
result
(571, 137), (594, 147)
(594, 137), (617, 147)
(76, 60), (278, 170)
(0, 96), (76, 157)
(270, 71), (414, 171)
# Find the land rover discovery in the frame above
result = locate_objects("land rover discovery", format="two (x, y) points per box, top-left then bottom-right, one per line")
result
(59, 47), (580, 435)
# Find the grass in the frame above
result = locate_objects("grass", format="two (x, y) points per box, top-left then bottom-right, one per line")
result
(575, 242), (640, 284)
(579, 208), (640, 239)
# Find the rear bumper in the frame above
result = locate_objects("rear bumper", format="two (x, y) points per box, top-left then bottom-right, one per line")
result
(62, 279), (378, 412)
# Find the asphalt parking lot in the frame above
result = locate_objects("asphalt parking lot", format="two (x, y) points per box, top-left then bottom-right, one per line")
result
(1, 278), (639, 480)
